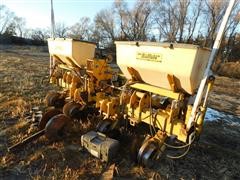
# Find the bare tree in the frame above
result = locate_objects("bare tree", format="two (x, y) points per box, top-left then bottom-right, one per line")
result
(68, 17), (92, 40)
(154, 0), (179, 42)
(30, 28), (50, 41)
(14, 17), (26, 37)
(174, 0), (191, 42)
(94, 8), (117, 46)
(93, 0), (153, 46)
(227, 33), (240, 61)
(185, 0), (203, 42)
(0, 5), (16, 35)
(55, 22), (68, 38)
(154, 0), (198, 42)
(22, 28), (32, 39)
(0, 5), (27, 37)
(115, 0), (153, 41)
(203, 0), (228, 47)
(3, 22), (17, 36)
(221, 1), (240, 61)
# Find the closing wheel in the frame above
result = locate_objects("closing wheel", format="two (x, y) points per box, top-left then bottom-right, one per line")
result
(63, 101), (84, 118)
(45, 91), (65, 108)
(39, 109), (62, 130)
(45, 114), (70, 140)
(96, 120), (120, 139)
(106, 54), (113, 63)
(137, 139), (158, 167)
(96, 120), (112, 133)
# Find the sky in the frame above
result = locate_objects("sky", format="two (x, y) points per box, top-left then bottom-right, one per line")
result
(1, 0), (135, 29)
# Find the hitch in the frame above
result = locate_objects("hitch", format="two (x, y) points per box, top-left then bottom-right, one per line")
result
(8, 129), (45, 152)
(8, 109), (70, 153)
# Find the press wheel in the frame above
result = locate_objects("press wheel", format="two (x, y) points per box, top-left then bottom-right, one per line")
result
(45, 114), (70, 140)
(39, 108), (62, 130)
(63, 101), (84, 118)
(96, 120), (120, 139)
(96, 120), (112, 133)
(45, 91), (65, 108)
(137, 139), (158, 167)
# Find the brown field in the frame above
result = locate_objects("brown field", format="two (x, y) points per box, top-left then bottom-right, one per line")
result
(0, 45), (240, 179)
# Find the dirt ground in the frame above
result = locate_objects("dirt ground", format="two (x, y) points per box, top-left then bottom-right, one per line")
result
(0, 45), (240, 179)
(208, 76), (240, 116)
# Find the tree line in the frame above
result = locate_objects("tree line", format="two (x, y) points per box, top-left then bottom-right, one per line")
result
(0, 0), (239, 61)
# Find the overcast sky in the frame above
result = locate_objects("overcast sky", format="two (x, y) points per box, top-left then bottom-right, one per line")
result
(1, 0), (135, 29)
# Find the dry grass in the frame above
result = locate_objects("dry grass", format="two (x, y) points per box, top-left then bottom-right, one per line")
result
(218, 61), (240, 79)
(0, 45), (240, 179)
(208, 76), (240, 116)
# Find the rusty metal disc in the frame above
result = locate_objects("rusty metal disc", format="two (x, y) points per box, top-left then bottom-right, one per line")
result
(137, 138), (158, 167)
(96, 120), (112, 133)
(45, 91), (65, 108)
(63, 101), (84, 118)
(45, 114), (70, 140)
(39, 109), (62, 130)
(96, 120), (121, 139)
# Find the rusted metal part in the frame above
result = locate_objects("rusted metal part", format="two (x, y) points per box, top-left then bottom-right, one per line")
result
(8, 110), (71, 152)
(39, 108), (62, 130)
(45, 91), (65, 108)
(8, 129), (45, 152)
(96, 120), (112, 134)
(45, 114), (70, 140)
(137, 140), (158, 167)
(63, 101), (84, 118)
(137, 132), (166, 167)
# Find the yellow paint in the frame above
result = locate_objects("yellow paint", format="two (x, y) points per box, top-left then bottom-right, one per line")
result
(127, 105), (188, 142)
(115, 41), (211, 94)
(195, 107), (206, 136)
(48, 38), (96, 67)
(130, 83), (182, 100)
(87, 59), (112, 81)
(99, 97), (120, 118)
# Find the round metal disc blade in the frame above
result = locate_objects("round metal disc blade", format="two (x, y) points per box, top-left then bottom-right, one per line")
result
(45, 91), (65, 108)
(45, 114), (70, 140)
(96, 120), (112, 133)
(39, 109), (62, 130)
(142, 144), (157, 167)
(137, 139), (158, 167)
(63, 101), (83, 118)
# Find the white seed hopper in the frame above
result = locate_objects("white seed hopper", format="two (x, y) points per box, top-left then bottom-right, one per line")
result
(115, 41), (211, 95)
(48, 38), (96, 67)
